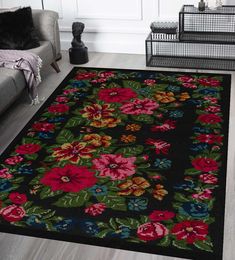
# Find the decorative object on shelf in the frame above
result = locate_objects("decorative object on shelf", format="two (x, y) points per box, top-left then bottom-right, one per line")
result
(69, 22), (88, 64)
(198, 0), (206, 11)
(150, 21), (178, 34)
(216, 0), (223, 9)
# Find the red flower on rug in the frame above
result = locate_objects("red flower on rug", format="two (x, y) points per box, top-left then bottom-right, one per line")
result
(197, 114), (222, 124)
(146, 139), (171, 155)
(192, 157), (218, 172)
(32, 122), (55, 132)
(192, 189), (212, 200)
(199, 174), (218, 184)
(144, 79), (156, 86)
(75, 72), (97, 80)
(85, 203), (106, 216)
(137, 222), (168, 241)
(9, 192), (27, 205)
(5, 156), (23, 165)
(120, 98), (159, 115)
(0, 205), (25, 222)
(55, 96), (69, 103)
(149, 210), (175, 221)
(205, 105), (221, 113)
(92, 154), (136, 180)
(151, 120), (176, 132)
(52, 142), (95, 163)
(177, 76), (194, 83)
(15, 144), (41, 155)
(196, 134), (223, 144)
(0, 168), (13, 179)
(98, 87), (137, 103)
(40, 165), (97, 192)
(171, 220), (208, 244)
(99, 71), (115, 78)
(48, 104), (70, 114)
(182, 83), (197, 89)
(197, 78), (220, 87)
(81, 103), (114, 120)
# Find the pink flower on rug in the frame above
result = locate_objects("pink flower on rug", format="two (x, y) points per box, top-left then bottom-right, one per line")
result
(32, 122), (55, 132)
(171, 220), (208, 244)
(9, 192), (27, 205)
(98, 87), (137, 103)
(63, 88), (78, 95)
(15, 144), (41, 155)
(144, 79), (156, 86)
(203, 96), (218, 104)
(149, 210), (175, 222)
(197, 114), (222, 124)
(192, 189), (212, 200)
(75, 72), (97, 80)
(84, 203), (106, 216)
(0, 205), (25, 222)
(182, 83), (197, 89)
(99, 71), (115, 78)
(0, 168), (13, 179)
(120, 98), (159, 115)
(5, 156), (23, 165)
(146, 138), (171, 155)
(196, 134), (223, 144)
(177, 76), (194, 83)
(199, 174), (218, 184)
(91, 78), (107, 84)
(137, 222), (168, 241)
(40, 165), (97, 192)
(197, 77), (220, 87)
(92, 154), (136, 180)
(192, 157), (218, 172)
(151, 120), (176, 132)
(56, 96), (69, 103)
(205, 105), (221, 113)
(48, 104), (70, 114)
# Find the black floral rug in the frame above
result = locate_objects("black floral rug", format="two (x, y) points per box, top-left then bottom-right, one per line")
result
(0, 68), (231, 260)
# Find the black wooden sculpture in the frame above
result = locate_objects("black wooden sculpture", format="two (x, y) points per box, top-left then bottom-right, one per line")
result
(69, 22), (88, 64)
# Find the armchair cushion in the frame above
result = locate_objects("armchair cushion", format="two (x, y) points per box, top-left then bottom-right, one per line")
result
(0, 7), (40, 50)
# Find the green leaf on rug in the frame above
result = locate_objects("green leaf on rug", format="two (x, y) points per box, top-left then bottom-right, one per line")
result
(123, 80), (142, 90)
(194, 241), (213, 252)
(172, 240), (190, 250)
(116, 145), (144, 157)
(174, 192), (190, 202)
(24, 154), (38, 161)
(184, 168), (201, 175)
(65, 116), (85, 128)
(56, 129), (74, 144)
(95, 229), (111, 238)
(158, 235), (171, 247)
(132, 114), (154, 124)
(53, 190), (90, 207)
(40, 186), (63, 199)
(115, 218), (140, 229)
(97, 194), (127, 211)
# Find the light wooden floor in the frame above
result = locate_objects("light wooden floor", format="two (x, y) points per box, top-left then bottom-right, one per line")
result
(0, 52), (234, 260)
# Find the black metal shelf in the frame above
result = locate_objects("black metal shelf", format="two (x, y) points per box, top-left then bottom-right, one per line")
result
(146, 5), (235, 71)
(146, 56), (235, 71)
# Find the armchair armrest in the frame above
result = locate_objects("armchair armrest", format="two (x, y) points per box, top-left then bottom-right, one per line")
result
(32, 9), (61, 60)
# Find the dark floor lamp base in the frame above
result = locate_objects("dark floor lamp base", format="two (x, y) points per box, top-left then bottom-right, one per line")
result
(69, 47), (89, 64)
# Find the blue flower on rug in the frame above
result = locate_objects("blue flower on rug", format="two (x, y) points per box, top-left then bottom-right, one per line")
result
(128, 198), (148, 211)
(179, 202), (209, 219)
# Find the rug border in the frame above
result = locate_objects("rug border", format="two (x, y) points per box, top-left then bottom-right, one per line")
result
(0, 67), (231, 260)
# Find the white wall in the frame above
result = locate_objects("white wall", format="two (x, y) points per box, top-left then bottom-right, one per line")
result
(0, 0), (233, 54)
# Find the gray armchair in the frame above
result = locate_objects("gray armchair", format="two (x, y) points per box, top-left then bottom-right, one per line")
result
(0, 9), (61, 114)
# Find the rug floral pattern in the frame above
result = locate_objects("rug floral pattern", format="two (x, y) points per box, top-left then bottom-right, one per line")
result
(0, 68), (229, 259)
